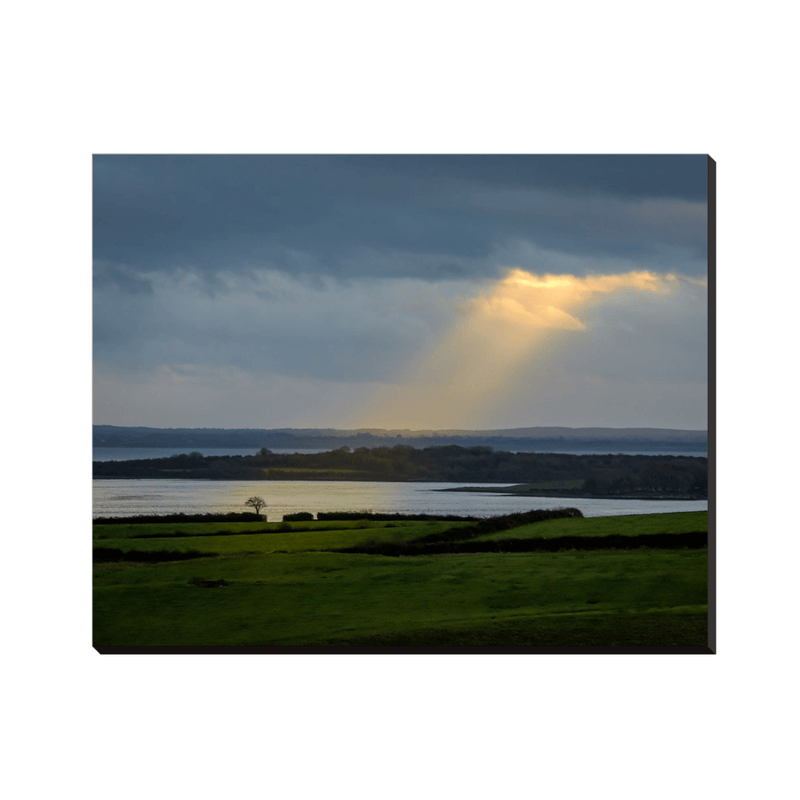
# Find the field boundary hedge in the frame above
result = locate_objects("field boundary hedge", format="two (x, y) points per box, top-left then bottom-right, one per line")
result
(335, 530), (707, 556)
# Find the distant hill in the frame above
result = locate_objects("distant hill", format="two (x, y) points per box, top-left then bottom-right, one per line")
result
(93, 425), (707, 452)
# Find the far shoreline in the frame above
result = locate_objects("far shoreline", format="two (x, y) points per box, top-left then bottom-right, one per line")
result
(433, 486), (706, 501)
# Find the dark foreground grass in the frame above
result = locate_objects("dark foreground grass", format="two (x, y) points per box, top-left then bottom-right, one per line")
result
(304, 610), (708, 648)
(93, 546), (708, 648)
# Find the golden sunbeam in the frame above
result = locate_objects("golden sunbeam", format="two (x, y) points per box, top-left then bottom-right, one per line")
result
(348, 269), (675, 430)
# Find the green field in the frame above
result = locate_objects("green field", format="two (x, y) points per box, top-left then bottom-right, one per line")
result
(93, 511), (710, 650)
(472, 511), (708, 541)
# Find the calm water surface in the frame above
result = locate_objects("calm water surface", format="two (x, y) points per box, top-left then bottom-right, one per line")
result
(93, 479), (708, 520)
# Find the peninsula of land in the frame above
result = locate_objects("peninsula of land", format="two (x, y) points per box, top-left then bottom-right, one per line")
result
(93, 445), (708, 500)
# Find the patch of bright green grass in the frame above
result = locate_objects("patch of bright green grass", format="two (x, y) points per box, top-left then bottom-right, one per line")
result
(95, 529), (381, 555)
(94, 521), (266, 541)
(93, 518), (475, 541)
(94, 520), (476, 556)
(472, 511), (707, 541)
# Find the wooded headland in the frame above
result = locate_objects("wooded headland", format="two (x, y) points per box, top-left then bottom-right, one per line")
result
(93, 445), (708, 499)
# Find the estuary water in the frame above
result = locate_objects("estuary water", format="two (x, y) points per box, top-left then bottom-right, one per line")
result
(92, 478), (708, 520)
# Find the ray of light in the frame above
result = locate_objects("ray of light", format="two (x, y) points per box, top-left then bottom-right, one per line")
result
(348, 268), (677, 430)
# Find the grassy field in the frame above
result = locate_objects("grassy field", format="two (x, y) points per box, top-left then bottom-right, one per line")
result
(93, 511), (709, 650)
(91, 518), (455, 540)
(472, 511), (707, 541)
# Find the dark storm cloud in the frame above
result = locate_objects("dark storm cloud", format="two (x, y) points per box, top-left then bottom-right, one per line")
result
(93, 154), (708, 288)
(93, 269), (454, 384)
(340, 155), (707, 200)
(93, 261), (154, 295)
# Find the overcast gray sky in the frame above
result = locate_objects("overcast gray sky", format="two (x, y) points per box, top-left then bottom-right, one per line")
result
(93, 155), (708, 431)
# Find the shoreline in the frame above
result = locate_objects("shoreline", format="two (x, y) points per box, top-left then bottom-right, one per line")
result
(434, 487), (707, 501)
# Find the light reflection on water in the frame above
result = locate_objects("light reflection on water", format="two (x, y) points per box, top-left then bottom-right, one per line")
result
(93, 479), (708, 520)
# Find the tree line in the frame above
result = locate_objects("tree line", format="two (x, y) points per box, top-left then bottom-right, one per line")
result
(93, 445), (707, 498)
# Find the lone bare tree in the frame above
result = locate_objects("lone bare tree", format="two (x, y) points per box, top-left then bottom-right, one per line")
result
(244, 496), (267, 520)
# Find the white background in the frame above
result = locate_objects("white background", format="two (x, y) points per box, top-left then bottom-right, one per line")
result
(4, 2), (796, 798)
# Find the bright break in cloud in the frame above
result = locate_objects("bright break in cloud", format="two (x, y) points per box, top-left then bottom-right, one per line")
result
(350, 268), (705, 430)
